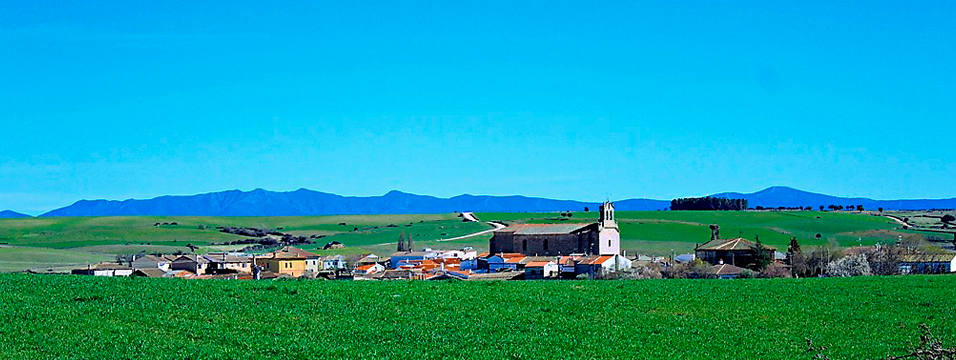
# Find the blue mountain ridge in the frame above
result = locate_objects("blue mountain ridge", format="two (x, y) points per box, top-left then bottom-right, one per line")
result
(0, 210), (32, 218)
(38, 186), (956, 217)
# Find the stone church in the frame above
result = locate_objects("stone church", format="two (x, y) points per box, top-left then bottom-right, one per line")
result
(489, 201), (620, 256)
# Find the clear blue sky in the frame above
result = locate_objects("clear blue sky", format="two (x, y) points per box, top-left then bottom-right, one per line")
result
(2, 1), (955, 214)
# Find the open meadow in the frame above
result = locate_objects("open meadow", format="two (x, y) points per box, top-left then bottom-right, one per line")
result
(0, 273), (953, 359)
(0, 210), (920, 272)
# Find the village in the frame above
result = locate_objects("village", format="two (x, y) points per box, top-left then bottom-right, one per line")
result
(67, 201), (956, 281)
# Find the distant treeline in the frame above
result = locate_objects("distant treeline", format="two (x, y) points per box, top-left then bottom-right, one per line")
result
(671, 197), (748, 211)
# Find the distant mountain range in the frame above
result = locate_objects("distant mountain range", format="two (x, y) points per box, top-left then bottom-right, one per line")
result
(0, 210), (32, 218)
(711, 186), (956, 211)
(40, 189), (660, 217)
(34, 186), (956, 217)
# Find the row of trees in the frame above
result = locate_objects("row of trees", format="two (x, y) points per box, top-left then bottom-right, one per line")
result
(396, 231), (415, 252)
(670, 197), (748, 211)
(787, 235), (951, 277)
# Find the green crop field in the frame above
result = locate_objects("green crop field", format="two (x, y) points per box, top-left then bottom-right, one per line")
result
(0, 273), (953, 359)
(0, 210), (915, 272)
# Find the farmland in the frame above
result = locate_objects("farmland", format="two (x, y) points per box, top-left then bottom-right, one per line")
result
(0, 273), (954, 359)
(0, 210), (917, 272)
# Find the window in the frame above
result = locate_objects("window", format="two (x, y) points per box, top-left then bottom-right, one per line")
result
(522, 240), (527, 251)
(543, 240), (549, 251)
(608, 240), (611, 247)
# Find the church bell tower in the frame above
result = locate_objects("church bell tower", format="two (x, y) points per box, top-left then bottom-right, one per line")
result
(597, 201), (620, 255)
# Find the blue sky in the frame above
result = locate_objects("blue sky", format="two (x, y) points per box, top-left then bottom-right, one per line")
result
(1, 1), (955, 214)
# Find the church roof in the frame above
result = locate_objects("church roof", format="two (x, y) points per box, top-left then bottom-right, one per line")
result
(498, 223), (594, 235)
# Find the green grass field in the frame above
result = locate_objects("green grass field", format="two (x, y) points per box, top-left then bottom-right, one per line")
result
(0, 210), (914, 272)
(0, 273), (953, 359)
(0, 247), (111, 273)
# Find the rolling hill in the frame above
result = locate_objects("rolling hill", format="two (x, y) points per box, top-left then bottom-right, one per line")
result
(0, 210), (31, 218)
(36, 186), (956, 217)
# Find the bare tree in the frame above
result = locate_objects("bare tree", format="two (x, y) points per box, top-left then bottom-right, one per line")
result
(867, 244), (904, 276)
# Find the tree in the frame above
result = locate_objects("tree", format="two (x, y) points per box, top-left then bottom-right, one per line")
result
(406, 234), (414, 251)
(856, 205), (864, 211)
(584, 206), (589, 212)
(787, 237), (802, 258)
(942, 214), (955, 223)
(662, 259), (714, 279)
(878, 207), (884, 214)
(819, 205), (825, 211)
(397, 231), (406, 252)
(670, 197), (748, 211)
(791, 244), (843, 277)
(866, 244), (904, 276)
(824, 254), (872, 277)
(749, 236), (773, 271)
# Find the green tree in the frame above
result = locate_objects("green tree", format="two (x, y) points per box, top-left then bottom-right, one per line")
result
(406, 234), (414, 251)
(397, 231), (406, 252)
(749, 236), (772, 271)
(787, 237), (801, 256)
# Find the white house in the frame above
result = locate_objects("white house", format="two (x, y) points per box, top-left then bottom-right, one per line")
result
(322, 255), (348, 271)
(305, 257), (322, 273)
(524, 261), (559, 279)
(439, 248), (478, 260)
(72, 263), (134, 277)
(203, 253), (252, 274)
(352, 263), (385, 275)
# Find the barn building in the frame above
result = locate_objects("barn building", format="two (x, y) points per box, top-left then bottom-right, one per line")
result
(489, 201), (620, 256)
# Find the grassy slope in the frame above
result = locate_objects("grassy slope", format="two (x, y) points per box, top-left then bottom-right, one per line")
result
(0, 247), (111, 272)
(0, 274), (953, 359)
(0, 215), (491, 271)
(0, 214), (489, 248)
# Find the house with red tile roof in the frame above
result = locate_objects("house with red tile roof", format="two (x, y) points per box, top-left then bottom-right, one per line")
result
(352, 263), (385, 276)
(482, 253), (527, 272)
